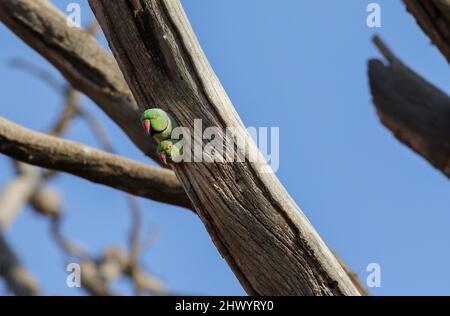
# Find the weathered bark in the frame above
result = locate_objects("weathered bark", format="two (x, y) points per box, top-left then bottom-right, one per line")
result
(403, 0), (450, 63)
(89, 0), (359, 295)
(0, 117), (190, 209)
(0, 0), (160, 162)
(0, 166), (41, 230)
(368, 36), (450, 178)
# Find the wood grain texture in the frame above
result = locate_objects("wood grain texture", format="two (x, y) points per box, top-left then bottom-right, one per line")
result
(89, 0), (360, 295)
(0, 117), (190, 209)
(369, 36), (450, 178)
(403, 0), (450, 62)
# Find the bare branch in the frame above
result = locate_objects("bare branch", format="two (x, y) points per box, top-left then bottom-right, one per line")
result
(369, 36), (450, 178)
(0, 83), (80, 229)
(10, 58), (117, 154)
(89, 0), (360, 295)
(123, 196), (166, 295)
(0, 233), (41, 296)
(0, 0), (162, 162)
(0, 164), (44, 295)
(51, 219), (119, 296)
(30, 186), (62, 220)
(49, 89), (81, 136)
(0, 164), (41, 230)
(9, 58), (66, 93)
(127, 195), (144, 295)
(0, 0), (365, 295)
(86, 247), (166, 296)
(331, 250), (369, 296)
(403, 0), (450, 62)
(0, 117), (191, 209)
(51, 218), (166, 296)
(77, 105), (115, 153)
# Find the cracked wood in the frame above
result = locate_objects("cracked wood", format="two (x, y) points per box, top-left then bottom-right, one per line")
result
(89, 0), (360, 295)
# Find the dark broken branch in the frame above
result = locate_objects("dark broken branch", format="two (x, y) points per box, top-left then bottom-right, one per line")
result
(368, 36), (450, 178)
(403, 0), (450, 63)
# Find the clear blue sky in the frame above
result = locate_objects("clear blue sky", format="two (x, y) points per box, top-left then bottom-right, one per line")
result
(1, 0), (449, 295)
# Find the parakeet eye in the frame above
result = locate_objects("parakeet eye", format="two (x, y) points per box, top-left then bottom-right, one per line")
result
(168, 143), (173, 149)
(153, 114), (158, 119)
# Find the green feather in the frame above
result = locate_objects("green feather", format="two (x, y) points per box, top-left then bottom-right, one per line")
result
(140, 108), (178, 143)
(157, 139), (183, 162)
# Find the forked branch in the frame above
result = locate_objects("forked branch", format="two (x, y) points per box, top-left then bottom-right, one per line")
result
(0, 117), (190, 209)
(89, 0), (360, 295)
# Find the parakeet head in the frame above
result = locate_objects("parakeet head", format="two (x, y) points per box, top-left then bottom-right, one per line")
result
(156, 139), (179, 164)
(140, 108), (169, 135)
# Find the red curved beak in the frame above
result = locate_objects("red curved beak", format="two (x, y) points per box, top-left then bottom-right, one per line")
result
(159, 152), (168, 165)
(142, 119), (151, 134)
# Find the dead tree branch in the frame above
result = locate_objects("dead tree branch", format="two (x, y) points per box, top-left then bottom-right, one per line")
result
(0, 85), (79, 230)
(0, 0), (161, 162)
(0, 83), (83, 294)
(89, 0), (360, 295)
(50, 211), (166, 295)
(0, 164), (41, 230)
(0, 0), (364, 296)
(0, 117), (190, 209)
(368, 36), (450, 178)
(403, 0), (450, 63)
(0, 233), (42, 296)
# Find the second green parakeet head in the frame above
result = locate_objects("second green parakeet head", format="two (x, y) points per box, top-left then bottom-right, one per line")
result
(156, 139), (182, 164)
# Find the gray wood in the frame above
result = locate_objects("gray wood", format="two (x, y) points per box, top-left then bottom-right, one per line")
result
(89, 0), (360, 295)
(369, 36), (450, 178)
(0, 117), (190, 209)
(403, 0), (450, 63)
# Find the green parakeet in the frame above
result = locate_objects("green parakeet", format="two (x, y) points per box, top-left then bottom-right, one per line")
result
(156, 139), (183, 164)
(140, 108), (181, 164)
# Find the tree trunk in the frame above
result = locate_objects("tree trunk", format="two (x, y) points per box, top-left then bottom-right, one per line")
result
(89, 0), (359, 296)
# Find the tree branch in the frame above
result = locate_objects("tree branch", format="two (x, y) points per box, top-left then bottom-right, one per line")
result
(89, 0), (360, 295)
(0, 164), (41, 230)
(0, 0), (162, 162)
(369, 36), (450, 178)
(0, 86), (80, 231)
(51, 217), (167, 296)
(0, 117), (191, 209)
(0, 233), (41, 296)
(403, 0), (450, 63)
